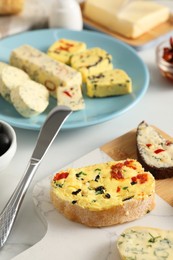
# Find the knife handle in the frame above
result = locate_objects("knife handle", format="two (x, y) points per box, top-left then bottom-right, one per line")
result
(0, 106), (72, 248)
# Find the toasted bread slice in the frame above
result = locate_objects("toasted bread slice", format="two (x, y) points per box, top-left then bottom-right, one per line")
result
(50, 159), (155, 227)
(137, 121), (173, 179)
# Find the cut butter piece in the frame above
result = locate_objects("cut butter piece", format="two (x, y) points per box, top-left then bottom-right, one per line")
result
(10, 80), (49, 118)
(10, 45), (84, 111)
(0, 65), (29, 102)
(47, 38), (87, 65)
(117, 226), (173, 260)
(83, 0), (170, 39)
(57, 84), (85, 111)
(86, 69), (132, 98)
(71, 47), (113, 82)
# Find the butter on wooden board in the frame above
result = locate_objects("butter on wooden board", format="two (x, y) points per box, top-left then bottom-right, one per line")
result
(83, 0), (170, 39)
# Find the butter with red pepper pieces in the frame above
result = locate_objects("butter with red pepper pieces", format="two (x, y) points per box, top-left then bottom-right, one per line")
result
(10, 44), (85, 111)
(51, 159), (155, 210)
(47, 38), (87, 65)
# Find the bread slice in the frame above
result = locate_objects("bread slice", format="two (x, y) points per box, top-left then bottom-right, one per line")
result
(50, 159), (155, 227)
(136, 121), (173, 179)
(117, 226), (173, 260)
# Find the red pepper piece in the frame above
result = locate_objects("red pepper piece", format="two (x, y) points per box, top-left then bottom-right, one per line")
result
(137, 173), (148, 184)
(124, 159), (137, 170)
(53, 172), (69, 181)
(166, 140), (172, 146)
(63, 90), (72, 98)
(110, 163), (124, 180)
(154, 148), (165, 154)
(116, 186), (121, 192)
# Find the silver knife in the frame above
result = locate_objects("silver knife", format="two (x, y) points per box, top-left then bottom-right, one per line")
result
(0, 105), (72, 248)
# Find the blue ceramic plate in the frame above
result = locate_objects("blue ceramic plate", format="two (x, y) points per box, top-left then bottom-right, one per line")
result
(0, 29), (149, 130)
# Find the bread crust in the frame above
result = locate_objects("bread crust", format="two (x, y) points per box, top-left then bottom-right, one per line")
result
(50, 188), (155, 227)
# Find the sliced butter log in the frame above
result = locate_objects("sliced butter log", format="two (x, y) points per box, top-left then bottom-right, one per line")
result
(10, 45), (84, 111)
(117, 226), (173, 260)
(10, 80), (49, 118)
(136, 121), (173, 179)
(0, 65), (29, 102)
(51, 159), (155, 227)
(86, 69), (132, 98)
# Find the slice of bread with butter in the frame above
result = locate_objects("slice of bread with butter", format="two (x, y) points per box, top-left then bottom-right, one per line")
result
(50, 159), (155, 227)
(83, 0), (170, 39)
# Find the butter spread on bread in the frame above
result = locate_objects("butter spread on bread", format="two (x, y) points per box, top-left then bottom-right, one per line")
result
(86, 69), (132, 98)
(10, 45), (84, 111)
(70, 47), (113, 82)
(51, 159), (155, 227)
(137, 121), (173, 179)
(117, 226), (173, 260)
(47, 38), (87, 65)
(83, 0), (170, 39)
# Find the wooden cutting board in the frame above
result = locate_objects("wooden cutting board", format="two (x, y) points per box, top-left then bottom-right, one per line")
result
(83, 15), (173, 50)
(101, 127), (173, 206)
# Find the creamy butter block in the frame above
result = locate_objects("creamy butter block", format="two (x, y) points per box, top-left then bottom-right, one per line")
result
(117, 226), (173, 260)
(10, 45), (84, 110)
(10, 80), (49, 118)
(47, 38), (87, 65)
(0, 65), (29, 102)
(70, 47), (113, 82)
(83, 0), (170, 39)
(51, 159), (155, 227)
(86, 69), (132, 98)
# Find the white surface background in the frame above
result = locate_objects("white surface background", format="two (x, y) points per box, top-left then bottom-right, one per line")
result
(0, 41), (173, 259)
(0, 0), (173, 258)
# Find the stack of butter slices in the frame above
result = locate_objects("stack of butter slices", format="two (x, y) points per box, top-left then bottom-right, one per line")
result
(50, 159), (155, 227)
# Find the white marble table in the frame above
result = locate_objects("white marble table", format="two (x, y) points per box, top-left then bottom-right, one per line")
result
(0, 37), (173, 259)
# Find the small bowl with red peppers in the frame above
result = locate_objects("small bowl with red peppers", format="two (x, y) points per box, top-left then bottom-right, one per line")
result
(0, 120), (17, 173)
(156, 37), (173, 81)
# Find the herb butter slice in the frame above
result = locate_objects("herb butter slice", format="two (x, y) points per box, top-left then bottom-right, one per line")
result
(117, 226), (173, 260)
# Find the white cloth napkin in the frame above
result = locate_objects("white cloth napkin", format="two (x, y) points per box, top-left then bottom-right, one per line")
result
(0, 0), (54, 39)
